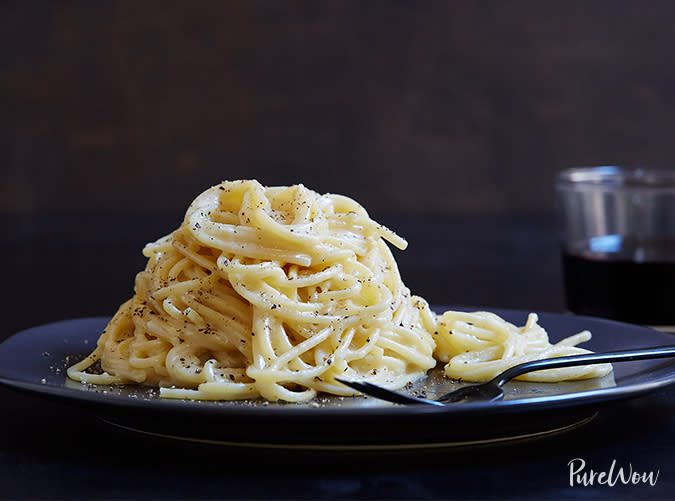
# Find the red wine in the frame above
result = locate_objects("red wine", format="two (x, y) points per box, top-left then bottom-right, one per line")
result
(562, 238), (675, 325)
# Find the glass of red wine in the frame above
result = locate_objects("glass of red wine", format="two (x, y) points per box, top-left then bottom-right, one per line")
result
(556, 166), (675, 330)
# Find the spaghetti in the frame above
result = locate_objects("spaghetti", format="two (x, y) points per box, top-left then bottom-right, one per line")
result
(67, 180), (611, 402)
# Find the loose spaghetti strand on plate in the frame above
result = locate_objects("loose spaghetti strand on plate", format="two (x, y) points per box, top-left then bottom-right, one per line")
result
(432, 311), (611, 382)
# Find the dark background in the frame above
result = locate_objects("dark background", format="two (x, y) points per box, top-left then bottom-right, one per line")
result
(2, 4), (675, 499)
(3, 0), (675, 332)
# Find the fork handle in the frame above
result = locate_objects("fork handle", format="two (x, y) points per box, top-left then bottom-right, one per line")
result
(492, 345), (675, 388)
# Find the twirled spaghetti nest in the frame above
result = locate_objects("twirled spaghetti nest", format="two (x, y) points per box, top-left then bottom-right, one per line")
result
(68, 180), (611, 402)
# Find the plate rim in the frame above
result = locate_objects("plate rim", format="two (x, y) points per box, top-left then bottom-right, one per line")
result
(1, 310), (674, 419)
(98, 412), (600, 451)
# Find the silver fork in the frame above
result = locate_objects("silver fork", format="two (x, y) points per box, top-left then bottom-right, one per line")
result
(336, 345), (675, 406)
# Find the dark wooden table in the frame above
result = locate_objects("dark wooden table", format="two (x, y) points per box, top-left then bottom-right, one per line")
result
(2, 214), (673, 500)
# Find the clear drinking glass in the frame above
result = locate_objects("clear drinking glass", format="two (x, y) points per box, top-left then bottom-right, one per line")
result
(556, 166), (675, 329)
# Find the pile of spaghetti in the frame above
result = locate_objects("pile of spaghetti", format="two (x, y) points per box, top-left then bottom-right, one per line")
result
(67, 180), (611, 402)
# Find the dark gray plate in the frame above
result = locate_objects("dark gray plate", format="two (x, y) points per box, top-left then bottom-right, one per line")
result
(1, 309), (674, 449)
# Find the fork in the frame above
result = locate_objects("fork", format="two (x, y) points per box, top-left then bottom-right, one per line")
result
(336, 345), (675, 406)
